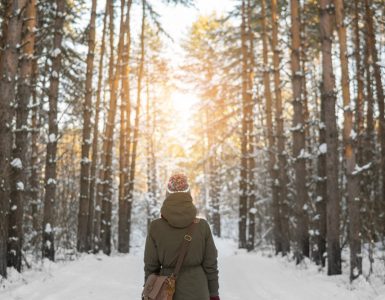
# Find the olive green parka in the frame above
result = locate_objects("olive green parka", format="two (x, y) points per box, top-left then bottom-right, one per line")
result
(144, 192), (219, 300)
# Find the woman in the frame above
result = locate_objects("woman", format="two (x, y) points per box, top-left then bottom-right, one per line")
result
(144, 173), (220, 300)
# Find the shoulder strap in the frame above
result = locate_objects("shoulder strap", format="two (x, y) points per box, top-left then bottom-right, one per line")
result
(173, 218), (200, 278)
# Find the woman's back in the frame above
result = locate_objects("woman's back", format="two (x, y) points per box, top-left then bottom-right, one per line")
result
(143, 174), (219, 300)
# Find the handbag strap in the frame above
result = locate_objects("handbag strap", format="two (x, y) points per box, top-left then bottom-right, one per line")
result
(173, 218), (199, 277)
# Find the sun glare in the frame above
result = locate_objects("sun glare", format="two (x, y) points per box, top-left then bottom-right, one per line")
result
(168, 91), (199, 144)
(170, 91), (199, 121)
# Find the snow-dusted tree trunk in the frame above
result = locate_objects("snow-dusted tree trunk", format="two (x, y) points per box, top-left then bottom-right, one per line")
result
(245, 0), (255, 250)
(238, 0), (248, 249)
(144, 76), (158, 229)
(124, 0), (146, 252)
(8, 0), (36, 271)
(100, 0), (120, 255)
(364, 0), (385, 213)
(334, 0), (362, 281)
(100, 0), (129, 255)
(271, 0), (290, 255)
(290, 0), (309, 262)
(362, 1), (376, 238)
(118, 0), (132, 254)
(91, 0), (108, 254)
(353, 0), (364, 179)
(319, 0), (341, 275)
(0, 0), (28, 278)
(77, 0), (97, 253)
(262, 0), (280, 254)
(42, 0), (65, 261)
(122, 0), (132, 244)
(315, 91), (327, 267)
(29, 45), (39, 236)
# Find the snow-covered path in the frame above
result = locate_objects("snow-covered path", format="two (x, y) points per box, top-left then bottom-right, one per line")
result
(1, 239), (384, 300)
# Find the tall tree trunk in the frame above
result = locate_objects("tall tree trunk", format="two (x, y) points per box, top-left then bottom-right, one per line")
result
(246, 0), (255, 250)
(315, 90), (327, 267)
(319, 0), (341, 275)
(100, 0), (125, 255)
(118, 0), (132, 254)
(205, 101), (221, 237)
(30, 45), (39, 238)
(290, 0), (309, 262)
(144, 76), (158, 228)
(238, 0), (248, 249)
(364, 0), (385, 221)
(125, 0), (146, 253)
(271, 0), (290, 255)
(42, 0), (65, 261)
(0, 0), (28, 277)
(77, 0), (97, 253)
(334, 0), (362, 280)
(262, 0), (280, 254)
(91, 0), (108, 254)
(363, 6), (376, 238)
(353, 0), (364, 167)
(8, 0), (36, 271)
(122, 0), (132, 251)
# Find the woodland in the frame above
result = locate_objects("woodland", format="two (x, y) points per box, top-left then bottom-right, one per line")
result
(0, 0), (385, 287)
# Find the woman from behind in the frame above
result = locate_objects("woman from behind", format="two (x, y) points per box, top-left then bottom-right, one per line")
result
(144, 173), (220, 300)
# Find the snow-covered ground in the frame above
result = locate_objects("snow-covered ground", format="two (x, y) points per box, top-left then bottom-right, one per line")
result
(1, 239), (385, 300)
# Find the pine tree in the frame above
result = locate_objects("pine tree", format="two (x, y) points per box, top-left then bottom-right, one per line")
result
(319, 0), (341, 275)
(124, 0), (146, 252)
(290, 0), (309, 262)
(238, 0), (249, 249)
(271, 0), (290, 255)
(118, 0), (132, 254)
(91, 0), (109, 254)
(42, 0), (66, 261)
(364, 0), (385, 218)
(77, 0), (97, 253)
(0, 0), (28, 277)
(8, 0), (36, 271)
(334, 0), (362, 280)
(100, 0), (125, 255)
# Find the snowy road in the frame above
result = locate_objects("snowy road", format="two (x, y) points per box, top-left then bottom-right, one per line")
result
(1, 239), (384, 300)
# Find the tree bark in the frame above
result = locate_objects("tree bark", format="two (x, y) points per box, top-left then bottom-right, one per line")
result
(42, 0), (65, 261)
(271, 0), (290, 255)
(124, 0), (146, 253)
(118, 0), (132, 254)
(238, 0), (248, 249)
(353, 0), (364, 167)
(290, 0), (309, 262)
(100, 0), (124, 255)
(315, 90), (327, 267)
(91, 0), (108, 254)
(334, 0), (362, 280)
(8, 0), (36, 272)
(122, 1), (132, 238)
(245, 0), (255, 250)
(0, 0), (28, 277)
(319, 0), (341, 275)
(77, 0), (97, 253)
(364, 0), (385, 222)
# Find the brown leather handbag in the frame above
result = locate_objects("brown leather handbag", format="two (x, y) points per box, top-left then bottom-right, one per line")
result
(142, 219), (199, 300)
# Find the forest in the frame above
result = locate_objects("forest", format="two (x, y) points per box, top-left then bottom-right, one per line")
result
(0, 0), (385, 296)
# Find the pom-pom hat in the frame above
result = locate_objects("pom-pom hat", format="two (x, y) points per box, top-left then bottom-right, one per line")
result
(162, 173), (196, 228)
(167, 173), (190, 194)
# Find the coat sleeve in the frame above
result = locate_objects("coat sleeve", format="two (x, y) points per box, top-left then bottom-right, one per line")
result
(144, 222), (161, 283)
(202, 221), (219, 296)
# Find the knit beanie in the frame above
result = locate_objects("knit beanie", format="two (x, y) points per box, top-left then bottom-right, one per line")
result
(166, 173), (190, 194)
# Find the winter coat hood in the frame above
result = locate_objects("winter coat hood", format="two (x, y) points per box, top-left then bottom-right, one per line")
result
(160, 192), (197, 228)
